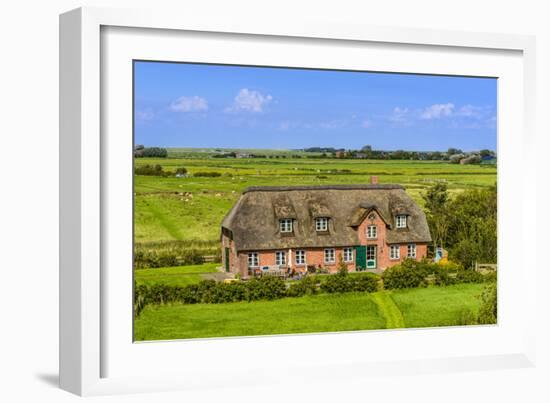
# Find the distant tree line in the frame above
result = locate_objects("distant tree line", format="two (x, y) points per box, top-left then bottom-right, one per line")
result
(300, 145), (496, 163)
(134, 145), (168, 158)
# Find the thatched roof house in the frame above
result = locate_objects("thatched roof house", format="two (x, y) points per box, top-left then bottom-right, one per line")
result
(221, 182), (431, 277)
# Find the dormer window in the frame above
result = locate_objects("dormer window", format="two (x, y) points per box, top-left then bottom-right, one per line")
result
(279, 218), (293, 233)
(315, 217), (329, 232)
(396, 215), (407, 228)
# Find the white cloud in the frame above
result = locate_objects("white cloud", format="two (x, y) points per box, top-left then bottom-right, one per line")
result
(319, 119), (347, 129)
(170, 96), (208, 112)
(361, 119), (372, 128)
(455, 104), (482, 118)
(420, 103), (454, 119)
(136, 109), (154, 121)
(389, 107), (409, 123)
(226, 89), (273, 113)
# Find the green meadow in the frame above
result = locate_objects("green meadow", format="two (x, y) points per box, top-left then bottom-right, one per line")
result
(134, 263), (219, 287)
(134, 283), (486, 341)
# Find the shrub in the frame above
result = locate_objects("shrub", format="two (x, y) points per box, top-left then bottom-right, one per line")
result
(287, 276), (319, 297)
(321, 268), (352, 293)
(454, 269), (485, 283)
(246, 276), (287, 301)
(175, 167), (187, 175)
(382, 260), (426, 289)
(320, 268), (379, 294)
(477, 281), (497, 324)
(350, 273), (379, 292)
(134, 164), (165, 176)
(134, 244), (208, 268)
(454, 309), (478, 326)
(194, 171), (222, 177)
(141, 147), (168, 158)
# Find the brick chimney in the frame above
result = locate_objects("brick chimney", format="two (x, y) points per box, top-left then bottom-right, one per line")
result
(370, 175), (379, 185)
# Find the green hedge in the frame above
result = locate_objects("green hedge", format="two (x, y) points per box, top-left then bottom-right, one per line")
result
(382, 258), (491, 289)
(320, 269), (379, 293)
(134, 271), (381, 315)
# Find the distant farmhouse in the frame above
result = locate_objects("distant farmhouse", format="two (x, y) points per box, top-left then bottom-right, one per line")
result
(221, 177), (432, 278)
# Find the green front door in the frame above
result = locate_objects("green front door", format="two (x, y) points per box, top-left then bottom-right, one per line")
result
(224, 247), (230, 272)
(355, 246), (367, 271)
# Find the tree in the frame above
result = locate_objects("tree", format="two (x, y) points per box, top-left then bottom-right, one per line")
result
(460, 154), (482, 165)
(479, 149), (494, 158)
(449, 153), (464, 164)
(142, 147), (168, 158)
(175, 167), (187, 175)
(422, 182), (450, 252)
(447, 147), (463, 156)
(361, 145), (372, 152)
(446, 187), (497, 268)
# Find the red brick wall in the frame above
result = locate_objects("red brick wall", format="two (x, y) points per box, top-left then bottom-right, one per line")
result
(221, 234), (239, 274)
(236, 247), (356, 277)
(355, 209), (429, 270)
(234, 243), (428, 277)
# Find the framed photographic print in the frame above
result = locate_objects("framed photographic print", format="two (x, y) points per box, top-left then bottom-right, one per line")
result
(60, 6), (537, 396)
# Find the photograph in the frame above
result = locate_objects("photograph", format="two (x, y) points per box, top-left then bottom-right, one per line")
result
(132, 61), (498, 341)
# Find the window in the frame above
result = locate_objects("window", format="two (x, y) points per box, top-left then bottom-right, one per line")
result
(275, 251), (286, 265)
(396, 215), (407, 228)
(366, 245), (376, 261)
(279, 218), (293, 233)
(324, 248), (336, 264)
(295, 250), (306, 265)
(315, 217), (329, 231)
(343, 247), (354, 262)
(248, 252), (259, 267)
(367, 225), (377, 239)
(407, 244), (416, 258)
(390, 245), (400, 260)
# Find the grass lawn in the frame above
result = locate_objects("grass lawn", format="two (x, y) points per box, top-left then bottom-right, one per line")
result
(134, 263), (220, 287)
(134, 292), (385, 341)
(134, 283), (489, 341)
(391, 283), (485, 328)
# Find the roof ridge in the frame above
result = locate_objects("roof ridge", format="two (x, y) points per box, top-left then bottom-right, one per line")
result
(243, 184), (404, 193)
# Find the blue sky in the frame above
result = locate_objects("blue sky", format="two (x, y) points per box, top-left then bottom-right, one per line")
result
(134, 61), (497, 151)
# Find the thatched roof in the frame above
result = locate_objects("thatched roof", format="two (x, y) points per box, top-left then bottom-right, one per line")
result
(222, 184), (431, 251)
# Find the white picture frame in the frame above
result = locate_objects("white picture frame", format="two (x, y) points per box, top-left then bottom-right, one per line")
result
(59, 6), (537, 396)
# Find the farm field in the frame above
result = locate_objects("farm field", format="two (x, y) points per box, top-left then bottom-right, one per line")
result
(134, 263), (219, 287)
(134, 283), (486, 341)
(134, 149), (497, 244)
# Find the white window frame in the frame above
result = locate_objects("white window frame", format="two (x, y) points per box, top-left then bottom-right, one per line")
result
(407, 244), (417, 258)
(367, 225), (377, 239)
(324, 248), (336, 264)
(343, 247), (354, 262)
(396, 215), (407, 228)
(315, 217), (329, 231)
(390, 245), (400, 260)
(295, 250), (306, 265)
(279, 218), (293, 233)
(248, 252), (259, 267)
(275, 251), (286, 265)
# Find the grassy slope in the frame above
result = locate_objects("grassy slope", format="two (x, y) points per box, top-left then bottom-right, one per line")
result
(134, 156), (496, 243)
(134, 283), (486, 341)
(134, 263), (219, 287)
(391, 283), (485, 328)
